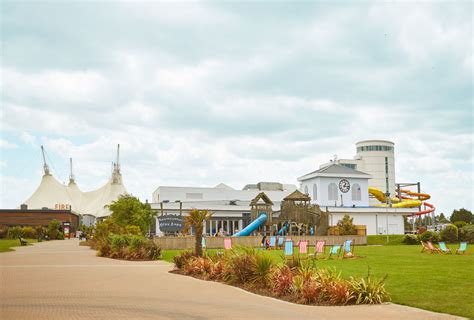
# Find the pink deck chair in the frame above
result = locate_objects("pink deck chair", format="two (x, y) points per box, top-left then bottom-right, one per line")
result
(224, 238), (232, 250)
(310, 239), (326, 259)
(299, 240), (309, 255)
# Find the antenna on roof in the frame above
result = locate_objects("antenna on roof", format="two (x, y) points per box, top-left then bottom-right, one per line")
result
(333, 154), (338, 162)
(69, 158), (75, 183)
(41, 145), (50, 175)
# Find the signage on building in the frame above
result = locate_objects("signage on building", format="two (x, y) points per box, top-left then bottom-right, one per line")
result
(55, 204), (71, 210)
(158, 215), (184, 232)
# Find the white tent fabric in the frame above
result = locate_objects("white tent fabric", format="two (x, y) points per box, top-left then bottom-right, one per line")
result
(23, 172), (127, 218)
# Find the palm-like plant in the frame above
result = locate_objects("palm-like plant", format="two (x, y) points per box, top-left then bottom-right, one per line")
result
(185, 209), (212, 257)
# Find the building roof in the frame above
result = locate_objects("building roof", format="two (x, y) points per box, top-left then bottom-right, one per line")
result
(214, 183), (234, 190)
(283, 190), (311, 202)
(250, 192), (274, 206)
(298, 163), (372, 181)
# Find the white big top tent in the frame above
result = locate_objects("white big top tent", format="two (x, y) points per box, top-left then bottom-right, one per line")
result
(22, 145), (127, 221)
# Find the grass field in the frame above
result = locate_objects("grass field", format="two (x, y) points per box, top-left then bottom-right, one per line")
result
(162, 244), (474, 319)
(0, 238), (38, 253)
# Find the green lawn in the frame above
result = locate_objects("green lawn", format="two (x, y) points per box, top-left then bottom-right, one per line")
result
(0, 238), (38, 252)
(162, 244), (474, 319)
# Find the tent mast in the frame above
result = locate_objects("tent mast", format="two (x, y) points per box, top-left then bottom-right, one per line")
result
(116, 144), (120, 172)
(69, 158), (75, 183)
(41, 145), (50, 175)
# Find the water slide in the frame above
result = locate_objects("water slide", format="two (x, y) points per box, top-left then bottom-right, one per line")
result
(233, 213), (267, 236)
(368, 187), (435, 215)
(277, 222), (289, 236)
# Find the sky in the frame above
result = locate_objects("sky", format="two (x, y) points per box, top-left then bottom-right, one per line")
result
(0, 1), (472, 217)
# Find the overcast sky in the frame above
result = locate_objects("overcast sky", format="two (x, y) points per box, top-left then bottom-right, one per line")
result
(1, 1), (472, 216)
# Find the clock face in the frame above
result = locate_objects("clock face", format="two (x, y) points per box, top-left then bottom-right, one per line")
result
(339, 179), (350, 193)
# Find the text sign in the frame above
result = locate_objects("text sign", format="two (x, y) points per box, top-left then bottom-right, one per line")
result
(55, 204), (71, 210)
(158, 215), (184, 232)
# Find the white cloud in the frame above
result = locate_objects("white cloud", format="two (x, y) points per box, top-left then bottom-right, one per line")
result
(0, 139), (18, 149)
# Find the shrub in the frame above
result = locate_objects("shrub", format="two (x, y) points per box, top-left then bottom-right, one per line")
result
(453, 221), (467, 229)
(440, 224), (458, 243)
(349, 272), (390, 304)
(140, 240), (161, 260)
(125, 225), (143, 235)
(129, 235), (146, 250)
(402, 234), (420, 245)
(183, 257), (213, 276)
(8, 226), (23, 239)
(174, 251), (195, 269)
(337, 215), (357, 235)
(285, 254), (303, 271)
(459, 225), (474, 243)
(56, 232), (65, 240)
(250, 254), (274, 287)
(20, 227), (36, 238)
(0, 228), (7, 239)
(226, 251), (257, 284)
(419, 231), (440, 243)
(109, 234), (129, 249)
(47, 219), (61, 240)
(300, 279), (321, 304)
(272, 265), (294, 296)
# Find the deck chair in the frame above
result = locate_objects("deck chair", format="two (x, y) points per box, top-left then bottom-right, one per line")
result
(224, 237), (232, 250)
(438, 242), (452, 254)
(456, 242), (468, 255)
(420, 241), (430, 253)
(277, 237), (284, 248)
(201, 237), (206, 250)
(269, 236), (276, 249)
(298, 240), (309, 258)
(426, 241), (441, 254)
(327, 244), (342, 259)
(284, 240), (294, 258)
(309, 239), (326, 259)
(342, 239), (355, 258)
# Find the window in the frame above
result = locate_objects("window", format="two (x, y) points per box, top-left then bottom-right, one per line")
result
(328, 183), (338, 201)
(352, 183), (361, 201)
(313, 184), (317, 200)
(357, 145), (393, 152)
(341, 163), (357, 170)
(304, 185), (309, 195)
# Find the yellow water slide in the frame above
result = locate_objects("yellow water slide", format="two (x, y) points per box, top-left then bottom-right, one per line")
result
(368, 187), (423, 208)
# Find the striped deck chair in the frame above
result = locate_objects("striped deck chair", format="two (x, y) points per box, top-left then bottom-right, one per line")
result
(438, 242), (452, 254)
(284, 240), (294, 258)
(327, 244), (342, 259)
(456, 242), (468, 255)
(298, 240), (309, 258)
(426, 241), (441, 254)
(201, 237), (206, 251)
(224, 237), (232, 250)
(309, 239), (326, 259)
(277, 237), (284, 248)
(420, 241), (430, 253)
(269, 236), (276, 249)
(342, 239), (355, 258)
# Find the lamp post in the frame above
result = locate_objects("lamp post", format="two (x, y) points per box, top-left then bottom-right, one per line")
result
(385, 192), (391, 243)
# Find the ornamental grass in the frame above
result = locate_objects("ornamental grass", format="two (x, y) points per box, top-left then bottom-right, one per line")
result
(172, 248), (390, 306)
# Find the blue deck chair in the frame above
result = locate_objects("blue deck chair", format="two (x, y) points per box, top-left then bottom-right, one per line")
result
(327, 244), (342, 259)
(201, 237), (206, 250)
(284, 240), (294, 257)
(269, 236), (276, 249)
(456, 242), (468, 254)
(342, 239), (355, 258)
(277, 237), (284, 248)
(438, 242), (451, 254)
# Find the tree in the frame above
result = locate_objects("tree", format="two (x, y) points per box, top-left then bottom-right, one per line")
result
(184, 209), (212, 257)
(108, 194), (156, 235)
(47, 219), (61, 239)
(438, 213), (449, 223)
(450, 208), (473, 224)
(336, 214), (357, 235)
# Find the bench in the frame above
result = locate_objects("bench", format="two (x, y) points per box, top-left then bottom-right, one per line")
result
(19, 237), (28, 246)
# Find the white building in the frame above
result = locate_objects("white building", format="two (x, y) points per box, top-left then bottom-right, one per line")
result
(151, 182), (296, 236)
(321, 140), (396, 205)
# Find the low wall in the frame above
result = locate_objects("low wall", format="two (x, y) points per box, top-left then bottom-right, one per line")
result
(153, 235), (367, 250)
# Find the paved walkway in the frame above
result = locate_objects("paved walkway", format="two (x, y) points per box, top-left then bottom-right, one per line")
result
(0, 239), (464, 320)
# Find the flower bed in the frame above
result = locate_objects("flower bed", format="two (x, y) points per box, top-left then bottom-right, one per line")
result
(172, 247), (390, 306)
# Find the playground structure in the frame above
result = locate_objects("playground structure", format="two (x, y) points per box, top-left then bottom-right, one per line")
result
(233, 190), (329, 237)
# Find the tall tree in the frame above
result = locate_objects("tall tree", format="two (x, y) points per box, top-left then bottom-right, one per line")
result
(184, 209), (212, 257)
(450, 208), (473, 224)
(438, 213), (448, 223)
(108, 194), (156, 234)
